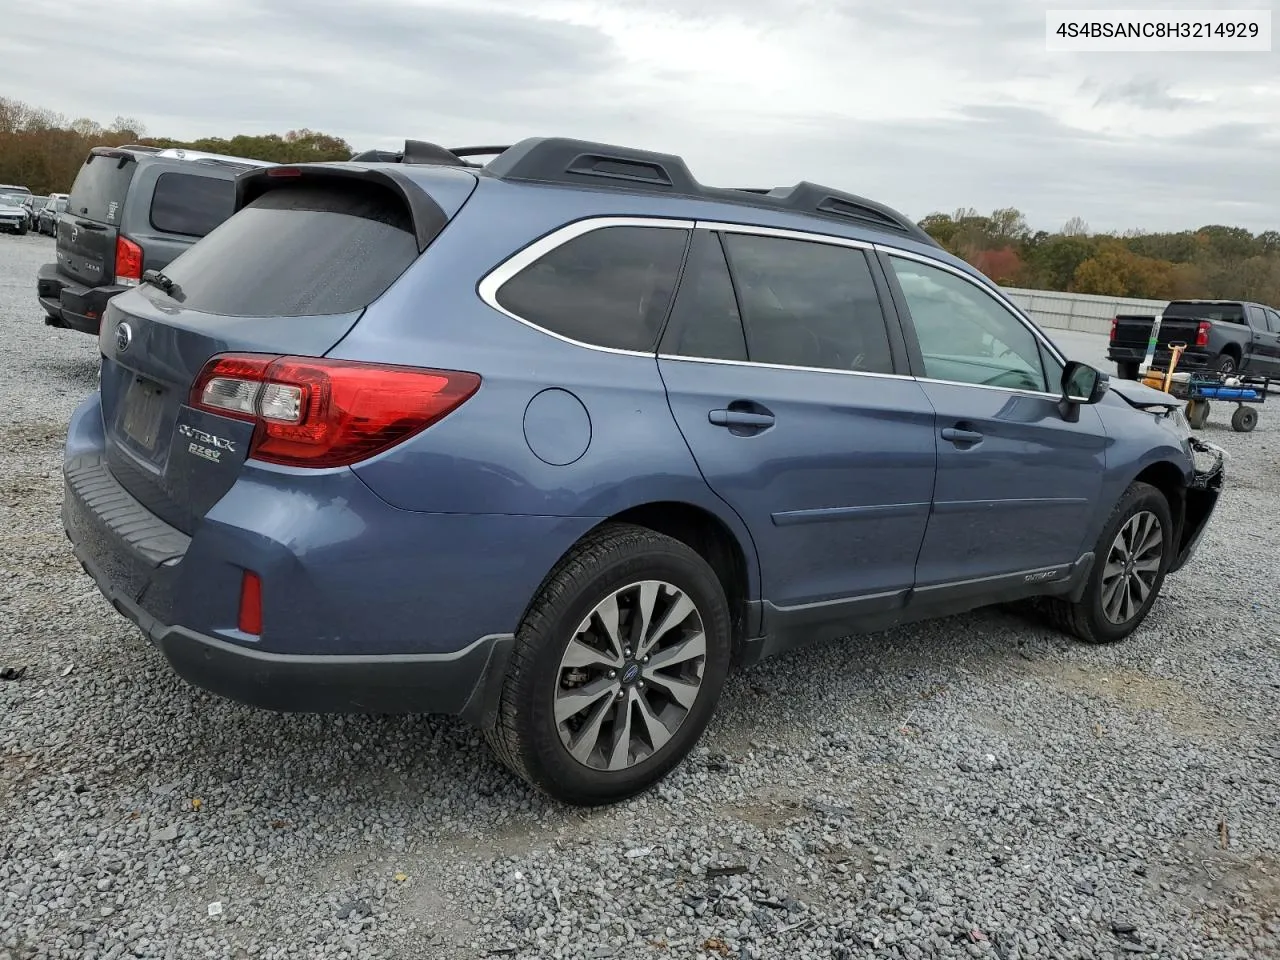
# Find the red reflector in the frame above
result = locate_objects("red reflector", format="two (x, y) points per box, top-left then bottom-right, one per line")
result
(189, 355), (481, 468)
(1195, 321), (1210, 347)
(115, 235), (142, 283)
(267, 167), (302, 177)
(238, 571), (262, 635)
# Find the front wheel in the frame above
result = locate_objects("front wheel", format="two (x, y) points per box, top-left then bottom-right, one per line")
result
(485, 523), (731, 806)
(1042, 482), (1173, 644)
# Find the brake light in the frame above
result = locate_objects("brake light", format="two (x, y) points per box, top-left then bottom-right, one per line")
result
(238, 570), (262, 635)
(189, 354), (481, 468)
(1195, 321), (1210, 347)
(115, 235), (142, 286)
(1109, 317), (1118, 342)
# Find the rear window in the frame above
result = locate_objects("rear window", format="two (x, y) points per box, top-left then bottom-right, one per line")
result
(154, 183), (420, 318)
(149, 173), (235, 237)
(67, 154), (137, 224)
(1164, 302), (1245, 324)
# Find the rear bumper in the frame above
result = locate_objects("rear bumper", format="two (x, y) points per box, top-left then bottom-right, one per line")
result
(36, 263), (126, 334)
(71, 533), (513, 716)
(63, 451), (516, 719)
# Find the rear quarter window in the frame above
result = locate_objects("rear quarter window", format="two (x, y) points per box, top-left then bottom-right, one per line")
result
(149, 173), (236, 237)
(153, 182), (421, 318)
(493, 225), (689, 352)
(67, 154), (137, 224)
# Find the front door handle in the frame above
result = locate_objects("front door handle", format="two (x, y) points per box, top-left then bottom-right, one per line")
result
(941, 426), (984, 445)
(709, 409), (775, 428)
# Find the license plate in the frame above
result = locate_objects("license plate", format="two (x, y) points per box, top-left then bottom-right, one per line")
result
(121, 381), (165, 452)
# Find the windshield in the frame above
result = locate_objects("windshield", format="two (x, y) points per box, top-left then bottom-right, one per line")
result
(0, 195), (24, 208)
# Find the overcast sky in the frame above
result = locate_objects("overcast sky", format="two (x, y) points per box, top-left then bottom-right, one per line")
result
(3, 0), (1276, 233)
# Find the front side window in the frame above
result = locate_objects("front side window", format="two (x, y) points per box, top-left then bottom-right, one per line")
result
(890, 256), (1048, 393)
(495, 225), (689, 352)
(721, 233), (894, 374)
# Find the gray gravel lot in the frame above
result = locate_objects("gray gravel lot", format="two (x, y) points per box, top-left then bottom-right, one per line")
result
(1, 231), (1277, 960)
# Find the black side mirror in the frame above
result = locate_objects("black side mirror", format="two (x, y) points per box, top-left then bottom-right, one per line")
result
(1059, 361), (1109, 421)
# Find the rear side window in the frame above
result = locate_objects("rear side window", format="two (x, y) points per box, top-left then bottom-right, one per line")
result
(149, 173), (235, 237)
(722, 234), (895, 374)
(67, 154), (137, 224)
(155, 183), (420, 318)
(660, 231), (747, 362)
(495, 225), (689, 352)
(1266, 309), (1280, 334)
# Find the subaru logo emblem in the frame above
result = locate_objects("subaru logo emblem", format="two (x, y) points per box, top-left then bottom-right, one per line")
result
(622, 663), (641, 684)
(115, 321), (133, 353)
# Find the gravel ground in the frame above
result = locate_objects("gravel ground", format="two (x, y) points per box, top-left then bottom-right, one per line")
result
(1, 231), (1277, 960)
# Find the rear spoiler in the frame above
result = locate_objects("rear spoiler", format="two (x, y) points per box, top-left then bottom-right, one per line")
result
(234, 164), (448, 254)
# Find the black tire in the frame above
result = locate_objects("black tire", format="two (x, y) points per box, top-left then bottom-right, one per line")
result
(1214, 353), (1238, 375)
(1116, 362), (1139, 381)
(1185, 399), (1210, 430)
(485, 522), (731, 806)
(1041, 482), (1174, 644)
(1231, 405), (1258, 433)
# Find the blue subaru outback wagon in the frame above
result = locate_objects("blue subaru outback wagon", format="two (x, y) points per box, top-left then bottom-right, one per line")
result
(63, 137), (1226, 805)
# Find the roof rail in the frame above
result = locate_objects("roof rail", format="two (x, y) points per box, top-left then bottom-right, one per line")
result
(115, 143), (161, 153)
(483, 137), (938, 246)
(343, 136), (937, 246)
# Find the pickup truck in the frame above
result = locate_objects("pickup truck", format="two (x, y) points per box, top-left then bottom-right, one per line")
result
(1108, 300), (1280, 380)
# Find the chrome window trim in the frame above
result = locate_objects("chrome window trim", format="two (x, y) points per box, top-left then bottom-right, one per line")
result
(693, 220), (874, 250)
(873, 243), (1070, 369)
(656, 353), (915, 382)
(476, 215), (695, 358)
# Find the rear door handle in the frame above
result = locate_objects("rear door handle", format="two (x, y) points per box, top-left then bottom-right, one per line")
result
(709, 409), (775, 428)
(941, 426), (984, 445)
(74, 219), (106, 231)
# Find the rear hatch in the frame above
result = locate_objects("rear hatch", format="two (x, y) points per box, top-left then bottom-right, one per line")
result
(98, 164), (477, 534)
(58, 149), (137, 287)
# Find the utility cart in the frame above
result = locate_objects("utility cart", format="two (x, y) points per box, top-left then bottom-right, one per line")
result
(1179, 372), (1271, 432)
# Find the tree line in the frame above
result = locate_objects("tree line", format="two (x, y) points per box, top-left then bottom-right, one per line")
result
(0, 97), (352, 196)
(919, 208), (1280, 305)
(4, 97), (1276, 306)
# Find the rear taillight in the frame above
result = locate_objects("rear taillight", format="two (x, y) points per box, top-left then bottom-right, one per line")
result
(1195, 321), (1210, 348)
(115, 235), (142, 286)
(189, 354), (481, 468)
(1109, 318), (1118, 342)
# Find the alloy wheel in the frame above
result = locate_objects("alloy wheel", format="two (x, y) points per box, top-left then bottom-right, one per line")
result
(1100, 510), (1164, 625)
(554, 580), (706, 771)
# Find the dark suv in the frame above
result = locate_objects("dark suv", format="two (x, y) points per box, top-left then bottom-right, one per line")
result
(37, 146), (273, 332)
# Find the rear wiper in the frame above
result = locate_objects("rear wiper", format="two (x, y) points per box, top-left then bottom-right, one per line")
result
(141, 269), (184, 301)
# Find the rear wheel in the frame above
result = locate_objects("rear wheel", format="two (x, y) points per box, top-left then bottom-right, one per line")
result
(1231, 405), (1258, 433)
(1214, 353), (1238, 375)
(1041, 482), (1173, 644)
(485, 523), (731, 806)
(1116, 362), (1139, 381)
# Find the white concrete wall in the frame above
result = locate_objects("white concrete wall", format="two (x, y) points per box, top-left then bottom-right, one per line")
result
(1000, 288), (1167, 336)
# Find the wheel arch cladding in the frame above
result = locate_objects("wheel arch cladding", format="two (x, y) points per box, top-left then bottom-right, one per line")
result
(1132, 460), (1187, 546)
(536, 502), (757, 653)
